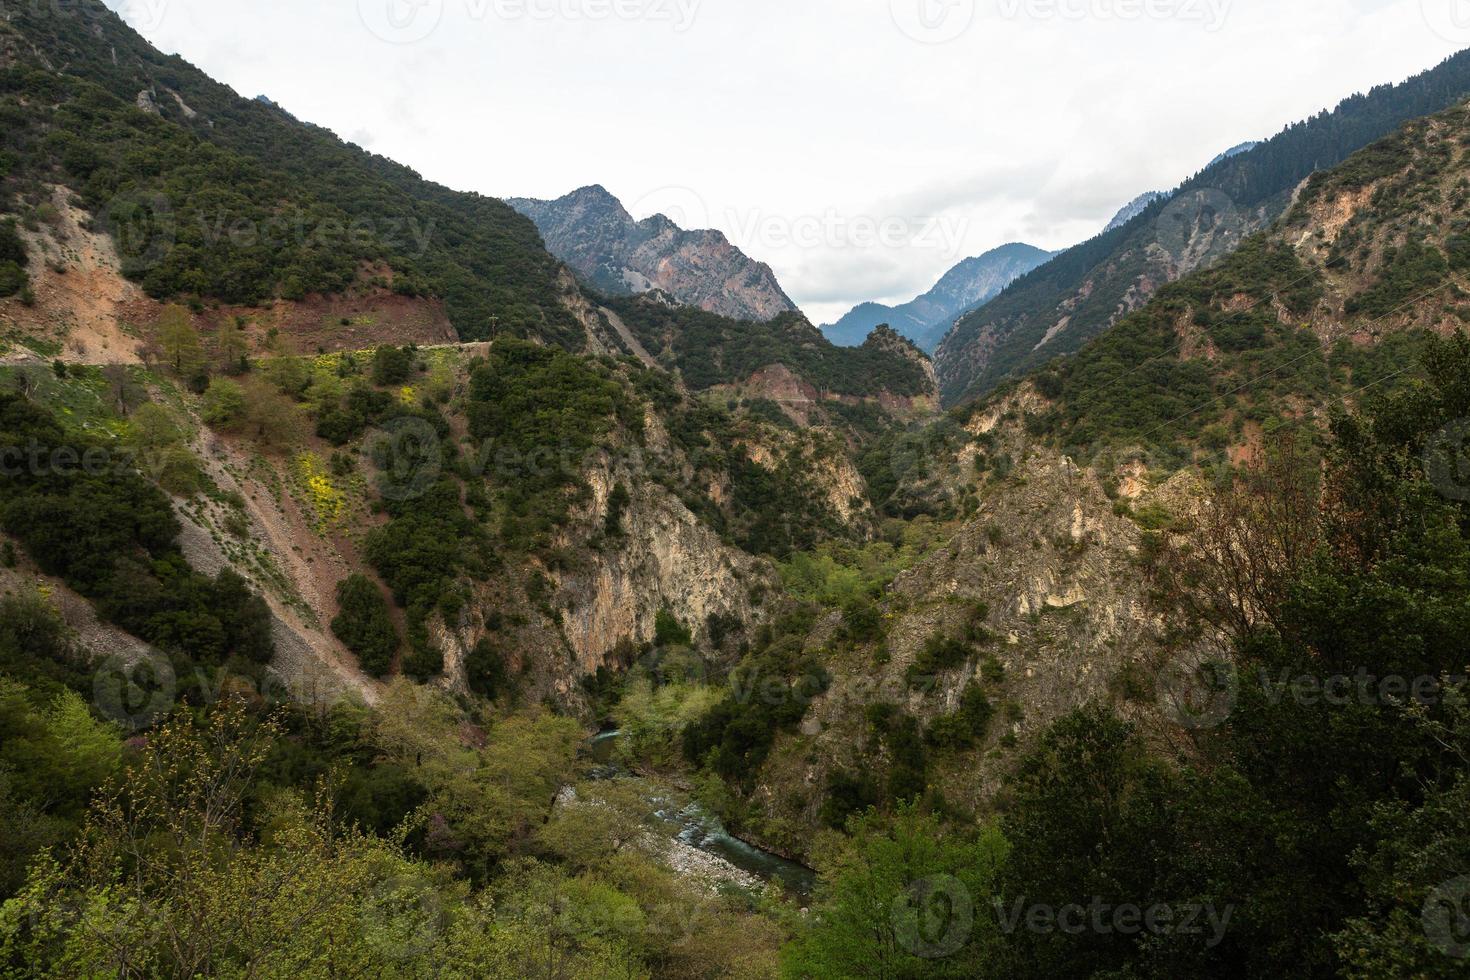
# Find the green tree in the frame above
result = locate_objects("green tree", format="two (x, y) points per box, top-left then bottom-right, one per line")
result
(783, 807), (1010, 979)
(330, 574), (399, 677)
(156, 304), (204, 379)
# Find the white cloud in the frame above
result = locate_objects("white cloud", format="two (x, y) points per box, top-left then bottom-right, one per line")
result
(109, 0), (1456, 325)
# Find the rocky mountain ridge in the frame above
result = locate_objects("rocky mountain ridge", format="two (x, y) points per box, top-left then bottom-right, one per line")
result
(822, 243), (1055, 351)
(508, 185), (798, 323)
(934, 49), (1470, 405)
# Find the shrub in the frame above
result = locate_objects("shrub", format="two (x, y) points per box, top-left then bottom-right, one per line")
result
(330, 575), (399, 677)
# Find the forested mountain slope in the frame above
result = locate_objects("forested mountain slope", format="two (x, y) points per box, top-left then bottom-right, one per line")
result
(936, 48), (1470, 405)
(0, 0), (579, 345)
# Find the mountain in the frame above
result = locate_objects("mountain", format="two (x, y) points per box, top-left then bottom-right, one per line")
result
(1103, 191), (1166, 233)
(0, 3), (585, 347)
(935, 50), (1470, 405)
(1206, 139), (1263, 168)
(508, 185), (797, 322)
(821, 243), (1054, 351)
(1101, 146), (1258, 236)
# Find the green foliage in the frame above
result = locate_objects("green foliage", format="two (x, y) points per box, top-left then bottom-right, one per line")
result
(1346, 239), (1449, 316)
(0, 219), (27, 298)
(610, 298), (931, 398)
(316, 384), (393, 445)
(464, 638), (509, 701)
(330, 574), (399, 678)
(1015, 236), (1357, 463)
(200, 377), (245, 425)
(0, 392), (272, 665)
(0, 20), (579, 345)
(0, 677), (122, 900)
(467, 340), (640, 551)
(783, 807), (1010, 978)
(602, 482), (630, 538)
(991, 334), (1470, 977)
(653, 608), (692, 648)
(364, 480), (478, 680)
(682, 610), (830, 788)
(778, 520), (946, 608)
(371, 344), (415, 386)
(907, 633), (974, 688)
(926, 682), (994, 750)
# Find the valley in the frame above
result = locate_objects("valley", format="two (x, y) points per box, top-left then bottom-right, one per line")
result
(0, 3), (1468, 978)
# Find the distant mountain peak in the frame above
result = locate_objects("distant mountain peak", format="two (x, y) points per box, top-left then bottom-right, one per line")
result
(508, 187), (795, 322)
(823, 242), (1054, 352)
(1103, 191), (1166, 234)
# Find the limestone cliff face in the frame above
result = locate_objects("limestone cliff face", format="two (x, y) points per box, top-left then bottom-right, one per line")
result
(554, 448), (774, 674)
(741, 396), (1223, 850)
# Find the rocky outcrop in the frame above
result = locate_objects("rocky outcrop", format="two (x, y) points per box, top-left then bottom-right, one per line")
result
(508, 185), (797, 322)
(555, 448), (773, 673)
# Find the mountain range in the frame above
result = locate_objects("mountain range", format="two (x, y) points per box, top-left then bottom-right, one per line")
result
(933, 53), (1470, 404)
(508, 185), (797, 323)
(820, 243), (1055, 351)
(3, 5), (1470, 975)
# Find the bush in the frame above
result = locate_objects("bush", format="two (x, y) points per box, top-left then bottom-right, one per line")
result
(330, 575), (399, 677)
(372, 345), (415, 386)
(654, 608), (692, 648)
(201, 378), (246, 426)
(465, 638), (509, 700)
(0, 394), (272, 666)
(926, 683), (995, 749)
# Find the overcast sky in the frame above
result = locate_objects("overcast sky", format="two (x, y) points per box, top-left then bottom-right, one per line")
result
(108, 0), (1463, 324)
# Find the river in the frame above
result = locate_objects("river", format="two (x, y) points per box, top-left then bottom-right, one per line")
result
(586, 729), (817, 899)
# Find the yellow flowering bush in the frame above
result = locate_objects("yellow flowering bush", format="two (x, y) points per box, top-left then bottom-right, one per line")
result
(293, 452), (346, 532)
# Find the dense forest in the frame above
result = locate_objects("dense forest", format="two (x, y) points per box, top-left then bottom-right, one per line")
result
(0, 1), (579, 346)
(608, 299), (933, 399)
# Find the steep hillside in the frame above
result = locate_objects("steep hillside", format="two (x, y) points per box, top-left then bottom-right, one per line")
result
(936, 49), (1470, 404)
(822, 243), (1054, 350)
(675, 95), (1470, 867)
(509, 185), (797, 322)
(606, 296), (937, 417)
(0, 1), (579, 346)
(1011, 99), (1470, 469)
